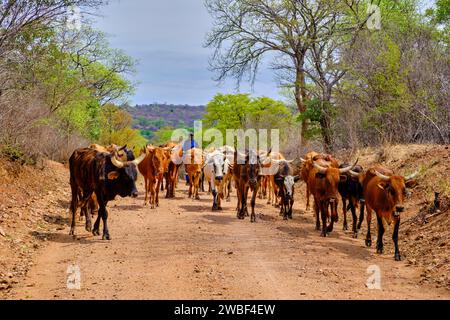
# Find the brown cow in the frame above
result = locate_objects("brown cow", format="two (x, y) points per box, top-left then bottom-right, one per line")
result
(300, 152), (339, 211)
(80, 144), (131, 220)
(184, 148), (204, 200)
(360, 167), (418, 260)
(160, 142), (181, 198)
(138, 145), (171, 208)
(308, 160), (357, 237)
(69, 148), (145, 240)
(233, 150), (269, 222)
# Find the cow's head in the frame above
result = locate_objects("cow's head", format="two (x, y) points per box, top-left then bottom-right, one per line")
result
(108, 152), (146, 198)
(373, 170), (418, 213)
(246, 150), (262, 188)
(146, 146), (169, 176)
(283, 175), (301, 199)
(206, 152), (227, 181)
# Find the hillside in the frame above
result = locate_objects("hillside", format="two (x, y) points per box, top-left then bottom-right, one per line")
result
(126, 104), (206, 140)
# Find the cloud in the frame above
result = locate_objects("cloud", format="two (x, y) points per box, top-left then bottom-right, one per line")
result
(94, 0), (282, 105)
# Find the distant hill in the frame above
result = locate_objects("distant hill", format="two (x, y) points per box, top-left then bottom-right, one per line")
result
(125, 104), (206, 141)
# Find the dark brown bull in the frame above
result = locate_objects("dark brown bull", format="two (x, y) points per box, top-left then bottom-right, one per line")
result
(69, 148), (145, 240)
(233, 150), (268, 223)
(360, 167), (418, 260)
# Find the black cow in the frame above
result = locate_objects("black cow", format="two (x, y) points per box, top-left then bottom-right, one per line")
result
(338, 163), (365, 238)
(274, 160), (300, 220)
(69, 148), (145, 240)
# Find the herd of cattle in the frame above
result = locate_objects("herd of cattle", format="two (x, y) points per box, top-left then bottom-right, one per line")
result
(68, 143), (418, 261)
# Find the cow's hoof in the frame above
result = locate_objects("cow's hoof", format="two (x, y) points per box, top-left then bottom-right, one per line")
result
(343, 225), (348, 231)
(283, 217), (288, 221)
(85, 224), (92, 232)
(376, 247), (384, 254)
(218, 207), (223, 211)
(394, 253), (402, 261)
(365, 239), (372, 247)
(320, 232), (327, 237)
(352, 232), (358, 239)
(69, 229), (75, 236)
(102, 234), (111, 241)
(195, 196), (200, 200)
(315, 225), (320, 231)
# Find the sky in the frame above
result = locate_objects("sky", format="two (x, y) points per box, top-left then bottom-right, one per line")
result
(93, 0), (282, 106)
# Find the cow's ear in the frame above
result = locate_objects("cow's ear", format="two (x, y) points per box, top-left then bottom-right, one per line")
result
(405, 179), (417, 188)
(294, 176), (301, 183)
(107, 171), (120, 180)
(315, 173), (326, 179)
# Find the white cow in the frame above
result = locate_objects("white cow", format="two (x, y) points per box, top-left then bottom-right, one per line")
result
(203, 150), (230, 210)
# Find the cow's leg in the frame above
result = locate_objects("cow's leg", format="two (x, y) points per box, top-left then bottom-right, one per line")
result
(244, 185), (250, 217)
(212, 186), (218, 211)
(357, 200), (365, 230)
(350, 200), (358, 238)
(288, 196), (294, 219)
(144, 176), (149, 206)
(194, 173), (201, 200)
(150, 178), (156, 209)
(84, 195), (95, 232)
(327, 201), (337, 233)
(250, 186), (258, 223)
(314, 199), (320, 231)
(305, 184), (310, 211)
(69, 184), (79, 236)
(98, 200), (110, 241)
(155, 176), (161, 207)
(393, 216), (401, 261)
(188, 174), (193, 198)
(320, 202), (328, 237)
(365, 205), (373, 247)
(376, 214), (384, 254)
(92, 192), (102, 237)
(267, 179), (272, 205)
(342, 197), (348, 231)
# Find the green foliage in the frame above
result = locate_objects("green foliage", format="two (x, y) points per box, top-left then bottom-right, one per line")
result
(203, 93), (293, 135)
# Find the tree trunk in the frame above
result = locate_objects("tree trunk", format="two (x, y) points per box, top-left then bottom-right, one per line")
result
(319, 95), (333, 153)
(295, 59), (308, 148)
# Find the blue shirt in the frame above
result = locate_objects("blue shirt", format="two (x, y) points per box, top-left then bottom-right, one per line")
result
(182, 138), (199, 153)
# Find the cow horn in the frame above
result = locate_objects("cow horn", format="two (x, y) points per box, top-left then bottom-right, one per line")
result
(300, 158), (306, 163)
(339, 158), (359, 174)
(285, 159), (295, 164)
(131, 152), (146, 166)
(111, 154), (125, 168)
(349, 170), (362, 178)
(405, 171), (419, 181)
(313, 163), (328, 174)
(374, 170), (390, 181)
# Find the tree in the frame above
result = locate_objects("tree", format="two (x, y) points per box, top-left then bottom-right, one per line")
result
(204, 0), (371, 149)
(203, 93), (294, 146)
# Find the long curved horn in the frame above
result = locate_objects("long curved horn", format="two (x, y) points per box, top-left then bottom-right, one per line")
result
(313, 163), (328, 174)
(285, 159), (295, 164)
(339, 158), (359, 174)
(300, 158), (307, 163)
(374, 170), (390, 181)
(405, 171), (419, 181)
(131, 152), (146, 166)
(349, 170), (362, 178)
(111, 154), (125, 168)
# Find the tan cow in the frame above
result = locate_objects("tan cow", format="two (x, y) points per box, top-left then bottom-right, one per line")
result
(184, 148), (204, 200)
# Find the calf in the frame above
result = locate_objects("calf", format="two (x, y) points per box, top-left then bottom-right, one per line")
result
(69, 148), (145, 240)
(362, 168), (418, 260)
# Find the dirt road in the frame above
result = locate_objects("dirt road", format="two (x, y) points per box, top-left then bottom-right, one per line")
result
(8, 176), (449, 300)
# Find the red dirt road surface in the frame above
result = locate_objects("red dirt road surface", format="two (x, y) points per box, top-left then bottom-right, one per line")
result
(6, 174), (449, 300)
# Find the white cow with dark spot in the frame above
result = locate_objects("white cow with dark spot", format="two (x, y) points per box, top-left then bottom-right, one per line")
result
(203, 150), (229, 210)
